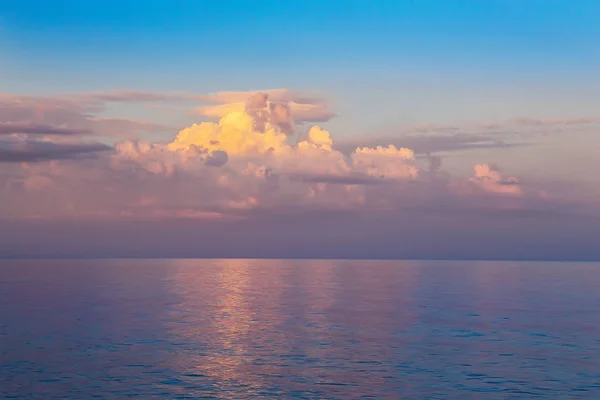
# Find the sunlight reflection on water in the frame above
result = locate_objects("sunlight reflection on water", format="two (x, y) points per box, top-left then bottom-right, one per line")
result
(1, 259), (600, 398)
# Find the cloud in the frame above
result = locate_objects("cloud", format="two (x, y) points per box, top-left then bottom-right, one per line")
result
(0, 93), (171, 139)
(510, 117), (600, 127)
(199, 88), (326, 105)
(0, 88), (334, 142)
(0, 90), (540, 222)
(288, 102), (335, 122)
(0, 137), (111, 163)
(198, 103), (245, 119)
(3, 89), (575, 230)
(351, 145), (418, 179)
(468, 164), (521, 195)
(0, 122), (92, 136)
(306, 126), (333, 150)
(68, 90), (199, 103)
(204, 150), (228, 167)
(167, 110), (290, 155)
(337, 133), (515, 155)
(337, 115), (600, 156)
(2, 90), (597, 261)
(196, 90), (335, 133)
(426, 153), (442, 173)
(61, 88), (329, 110)
(0, 88), (597, 259)
(287, 172), (388, 185)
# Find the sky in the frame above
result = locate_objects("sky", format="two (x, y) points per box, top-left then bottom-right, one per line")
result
(1, 1), (600, 259)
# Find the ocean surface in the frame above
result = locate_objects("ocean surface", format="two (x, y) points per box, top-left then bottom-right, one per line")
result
(1, 259), (599, 399)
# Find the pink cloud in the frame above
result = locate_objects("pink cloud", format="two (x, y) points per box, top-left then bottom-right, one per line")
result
(0, 90), (545, 222)
(0, 122), (92, 136)
(510, 117), (599, 127)
(0, 88), (597, 259)
(0, 136), (110, 163)
(3, 88), (591, 236)
(0, 93), (172, 139)
(196, 90), (335, 134)
(469, 164), (521, 195)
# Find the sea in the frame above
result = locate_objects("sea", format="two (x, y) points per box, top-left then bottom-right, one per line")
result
(1, 259), (599, 399)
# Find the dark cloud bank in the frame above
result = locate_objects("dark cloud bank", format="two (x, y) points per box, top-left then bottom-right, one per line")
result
(1, 209), (599, 261)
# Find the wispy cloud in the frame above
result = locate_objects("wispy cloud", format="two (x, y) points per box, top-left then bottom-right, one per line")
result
(0, 138), (111, 163)
(0, 122), (92, 136)
(0, 93), (171, 138)
(510, 117), (600, 127)
(337, 115), (599, 156)
(337, 133), (516, 155)
(67, 90), (200, 103)
(196, 89), (335, 134)
(197, 88), (327, 105)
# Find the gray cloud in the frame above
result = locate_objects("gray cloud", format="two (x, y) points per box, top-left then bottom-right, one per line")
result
(198, 90), (335, 132)
(2, 209), (599, 260)
(510, 117), (600, 127)
(0, 94), (171, 139)
(0, 122), (92, 136)
(69, 90), (198, 103)
(204, 150), (228, 167)
(63, 88), (331, 108)
(1, 89), (332, 140)
(338, 133), (518, 155)
(0, 140), (112, 163)
(335, 115), (600, 156)
(426, 153), (442, 173)
(287, 172), (388, 185)
(200, 88), (328, 106)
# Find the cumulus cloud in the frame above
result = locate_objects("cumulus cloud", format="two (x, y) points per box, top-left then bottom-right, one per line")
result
(205, 150), (229, 167)
(0, 90), (549, 221)
(351, 145), (418, 179)
(196, 90), (335, 133)
(1, 89), (597, 259)
(469, 164), (521, 195)
(306, 126), (333, 150)
(167, 110), (289, 155)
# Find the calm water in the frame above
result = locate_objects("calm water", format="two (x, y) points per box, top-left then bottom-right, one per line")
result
(1, 260), (599, 399)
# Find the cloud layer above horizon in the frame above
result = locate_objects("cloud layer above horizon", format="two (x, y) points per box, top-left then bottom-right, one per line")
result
(0, 88), (542, 221)
(1, 87), (599, 260)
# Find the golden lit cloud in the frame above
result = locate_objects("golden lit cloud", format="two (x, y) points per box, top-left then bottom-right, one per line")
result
(1, 90), (532, 219)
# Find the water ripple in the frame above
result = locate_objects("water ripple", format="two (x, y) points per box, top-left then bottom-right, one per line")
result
(1, 259), (600, 398)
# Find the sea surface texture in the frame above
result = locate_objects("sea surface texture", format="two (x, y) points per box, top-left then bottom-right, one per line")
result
(1, 259), (599, 399)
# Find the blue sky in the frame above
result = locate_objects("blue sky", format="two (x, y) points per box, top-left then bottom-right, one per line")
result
(3, 4), (599, 83)
(2, 1), (600, 144)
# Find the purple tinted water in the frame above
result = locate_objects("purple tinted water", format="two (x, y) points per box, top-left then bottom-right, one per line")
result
(1, 259), (599, 399)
